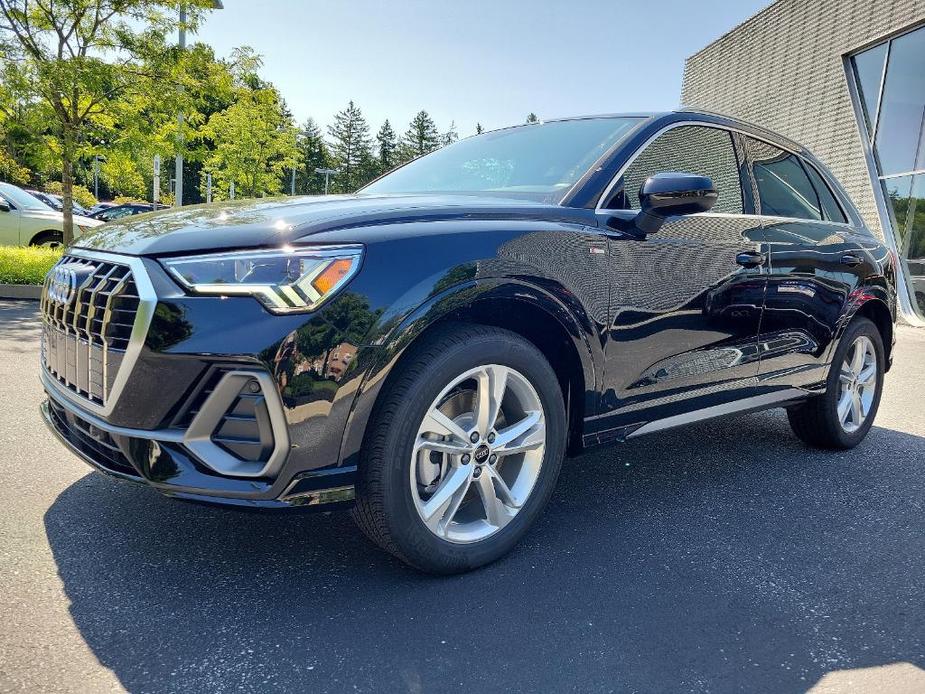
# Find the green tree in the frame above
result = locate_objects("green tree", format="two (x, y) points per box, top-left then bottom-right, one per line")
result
(200, 86), (297, 199)
(327, 100), (371, 193)
(401, 110), (440, 161)
(476, 122), (484, 135)
(295, 117), (331, 194)
(441, 120), (458, 147)
(376, 119), (398, 173)
(526, 112), (539, 123)
(0, 0), (215, 243)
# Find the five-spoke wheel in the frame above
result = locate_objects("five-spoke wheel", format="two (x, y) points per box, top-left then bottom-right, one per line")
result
(411, 364), (546, 543)
(352, 324), (566, 574)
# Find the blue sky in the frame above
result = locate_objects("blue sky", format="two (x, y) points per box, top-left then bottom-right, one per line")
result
(195, 0), (770, 138)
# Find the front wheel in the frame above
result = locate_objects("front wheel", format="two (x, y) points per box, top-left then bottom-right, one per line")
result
(787, 317), (885, 449)
(352, 323), (567, 574)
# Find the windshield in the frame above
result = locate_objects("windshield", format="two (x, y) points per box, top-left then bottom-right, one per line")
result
(362, 117), (642, 203)
(0, 182), (53, 211)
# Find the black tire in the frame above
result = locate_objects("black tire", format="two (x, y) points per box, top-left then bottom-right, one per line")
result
(29, 231), (64, 249)
(787, 317), (885, 450)
(351, 323), (567, 574)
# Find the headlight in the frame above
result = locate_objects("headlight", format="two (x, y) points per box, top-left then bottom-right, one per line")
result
(161, 245), (363, 313)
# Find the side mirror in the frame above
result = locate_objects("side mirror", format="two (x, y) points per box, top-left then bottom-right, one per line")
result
(0, 201), (10, 213)
(635, 172), (717, 234)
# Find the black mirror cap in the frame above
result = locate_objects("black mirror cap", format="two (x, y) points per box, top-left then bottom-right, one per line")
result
(639, 172), (718, 215)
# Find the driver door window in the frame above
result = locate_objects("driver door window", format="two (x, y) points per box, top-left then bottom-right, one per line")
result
(608, 125), (745, 214)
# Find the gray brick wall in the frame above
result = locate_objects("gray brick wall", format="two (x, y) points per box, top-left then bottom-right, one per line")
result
(682, 0), (925, 239)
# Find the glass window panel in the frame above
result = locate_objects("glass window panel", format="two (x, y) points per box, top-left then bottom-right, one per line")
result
(901, 176), (925, 316)
(874, 26), (925, 175)
(748, 137), (822, 220)
(883, 175), (913, 247)
(852, 42), (888, 136)
(613, 125), (744, 213)
(803, 161), (848, 224)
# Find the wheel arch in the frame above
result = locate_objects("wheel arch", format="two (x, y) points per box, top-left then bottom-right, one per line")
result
(28, 229), (64, 246)
(852, 298), (894, 370)
(338, 278), (600, 469)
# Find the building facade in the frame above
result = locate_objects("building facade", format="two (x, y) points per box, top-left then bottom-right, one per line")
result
(682, 0), (925, 323)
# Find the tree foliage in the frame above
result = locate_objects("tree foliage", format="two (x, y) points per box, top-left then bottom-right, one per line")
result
(0, 0), (215, 242)
(327, 100), (371, 193)
(401, 109), (440, 161)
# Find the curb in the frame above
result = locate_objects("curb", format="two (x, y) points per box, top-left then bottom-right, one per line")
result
(0, 284), (42, 300)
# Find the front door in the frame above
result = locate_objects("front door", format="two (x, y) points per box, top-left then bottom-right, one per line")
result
(588, 124), (768, 441)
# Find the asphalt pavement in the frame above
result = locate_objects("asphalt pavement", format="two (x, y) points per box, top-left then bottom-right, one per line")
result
(1, 299), (923, 693)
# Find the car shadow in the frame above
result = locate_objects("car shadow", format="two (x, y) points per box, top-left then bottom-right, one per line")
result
(44, 410), (924, 693)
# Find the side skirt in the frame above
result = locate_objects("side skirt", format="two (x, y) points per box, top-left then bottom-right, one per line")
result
(581, 388), (809, 446)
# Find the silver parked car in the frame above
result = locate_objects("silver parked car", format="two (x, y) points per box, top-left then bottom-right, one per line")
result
(0, 182), (102, 248)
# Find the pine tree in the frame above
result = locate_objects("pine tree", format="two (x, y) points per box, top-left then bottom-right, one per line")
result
(526, 113), (539, 123)
(400, 110), (441, 161)
(441, 120), (458, 147)
(296, 117), (331, 194)
(327, 100), (372, 192)
(476, 123), (484, 135)
(376, 119), (398, 173)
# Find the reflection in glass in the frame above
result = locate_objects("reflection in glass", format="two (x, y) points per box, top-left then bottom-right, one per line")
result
(748, 138), (821, 220)
(614, 126), (744, 213)
(906, 176), (925, 314)
(883, 175), (914, 249)
(873, 26), (925, 176)
(852, 42), (887, 136)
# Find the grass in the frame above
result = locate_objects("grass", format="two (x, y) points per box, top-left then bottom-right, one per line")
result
(0, 246), (62, 285)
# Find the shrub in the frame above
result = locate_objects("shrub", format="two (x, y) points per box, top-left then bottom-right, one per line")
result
(0, 246), (61, 285)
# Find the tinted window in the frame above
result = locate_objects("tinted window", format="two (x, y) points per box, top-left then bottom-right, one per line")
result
(610, 125), (744, 214)
(748, 138), (822, 220)
(803, 161), (848, 224)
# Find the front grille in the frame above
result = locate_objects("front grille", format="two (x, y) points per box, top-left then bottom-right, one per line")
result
(40, 255), (141, 406)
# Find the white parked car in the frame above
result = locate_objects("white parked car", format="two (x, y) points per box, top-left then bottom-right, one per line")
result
(0, 181), (102, 248)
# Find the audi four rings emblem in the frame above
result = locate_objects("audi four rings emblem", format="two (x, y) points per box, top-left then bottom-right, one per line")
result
(47, 264), (79, 306)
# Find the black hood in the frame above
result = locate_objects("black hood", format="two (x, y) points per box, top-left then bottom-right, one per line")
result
(73, 194), (596, 256)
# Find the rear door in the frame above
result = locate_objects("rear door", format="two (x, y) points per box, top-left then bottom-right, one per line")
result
(743, 136), (875, 389)
(590, 124), (769, 440)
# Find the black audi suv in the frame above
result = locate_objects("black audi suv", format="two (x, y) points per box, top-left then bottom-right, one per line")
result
(40, 110), (896, 573)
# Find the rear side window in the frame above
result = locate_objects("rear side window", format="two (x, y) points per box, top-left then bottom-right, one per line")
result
(803, 161), (848, 224)
(611, 125), (744, 214)
(748, 138), (823, 221)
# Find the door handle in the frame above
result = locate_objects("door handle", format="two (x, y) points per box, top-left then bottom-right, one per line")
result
(735, 251), (765, 268)
(841, 253), (863, 267)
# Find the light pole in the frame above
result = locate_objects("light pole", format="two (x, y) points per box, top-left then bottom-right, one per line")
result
(315, 167), (337, 195)
(175, 1), (223, 207)
(93, 155), (100, 199)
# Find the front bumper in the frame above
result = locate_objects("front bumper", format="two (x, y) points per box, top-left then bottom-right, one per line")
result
(41, 389), (356, 509)
(37, 248), (371, 510)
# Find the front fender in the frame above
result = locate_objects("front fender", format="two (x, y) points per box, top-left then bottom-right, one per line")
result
(335, 276), (601, 469)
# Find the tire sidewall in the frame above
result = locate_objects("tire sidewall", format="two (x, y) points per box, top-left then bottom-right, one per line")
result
(376, 330), (566, 573)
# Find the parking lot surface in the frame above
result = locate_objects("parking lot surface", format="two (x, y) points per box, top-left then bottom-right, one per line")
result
(1, 299), (923, 693)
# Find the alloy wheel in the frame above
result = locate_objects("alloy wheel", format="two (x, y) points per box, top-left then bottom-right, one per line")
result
(409, 364), (547, 544)
(836, 335), (877, 434)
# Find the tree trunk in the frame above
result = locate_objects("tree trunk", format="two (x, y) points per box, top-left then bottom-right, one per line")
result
(61, 125), (76, 246)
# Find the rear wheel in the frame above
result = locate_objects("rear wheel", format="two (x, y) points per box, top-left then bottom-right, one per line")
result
(29, 231), (63, 249)
(787, 317), (884, 449)
(352, 323), (567, 574)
